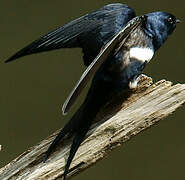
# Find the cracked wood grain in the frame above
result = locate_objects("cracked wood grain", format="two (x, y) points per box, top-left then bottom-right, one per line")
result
(0, 75), (185, 180)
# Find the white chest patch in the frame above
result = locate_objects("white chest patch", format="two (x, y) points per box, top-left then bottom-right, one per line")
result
(130, 47), (154, 62)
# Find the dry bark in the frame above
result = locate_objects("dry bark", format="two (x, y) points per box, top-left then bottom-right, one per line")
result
(0, 75), (185, 180)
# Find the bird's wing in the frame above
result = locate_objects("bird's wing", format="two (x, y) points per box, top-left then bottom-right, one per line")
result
(62, 15), (147, 114)
(5, 3), (135, 65)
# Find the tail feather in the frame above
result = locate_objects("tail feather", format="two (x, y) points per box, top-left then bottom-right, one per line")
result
(43, 120), (74, 163)
(63, 127), (89, 180)
(43, 71), (112, 179)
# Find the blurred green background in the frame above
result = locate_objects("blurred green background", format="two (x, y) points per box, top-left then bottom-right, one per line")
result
(0, 0), (185, 179)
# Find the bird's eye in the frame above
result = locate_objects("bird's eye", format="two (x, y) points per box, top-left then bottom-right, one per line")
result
(167, 17), (174, 24)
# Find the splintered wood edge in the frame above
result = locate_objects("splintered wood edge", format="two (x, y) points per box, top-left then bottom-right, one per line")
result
(0, 75), (185, 180)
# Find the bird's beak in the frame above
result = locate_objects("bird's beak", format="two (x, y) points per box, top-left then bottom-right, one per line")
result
(176, 19), (181, 23)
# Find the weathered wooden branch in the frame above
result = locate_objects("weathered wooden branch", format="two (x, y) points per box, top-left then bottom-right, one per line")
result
(0, 75), (185, 180)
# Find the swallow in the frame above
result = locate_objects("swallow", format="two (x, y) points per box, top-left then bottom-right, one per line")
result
(5, 3), (180, 180)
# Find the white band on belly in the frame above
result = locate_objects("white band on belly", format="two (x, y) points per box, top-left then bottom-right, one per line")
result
(130, 47), (154, 62)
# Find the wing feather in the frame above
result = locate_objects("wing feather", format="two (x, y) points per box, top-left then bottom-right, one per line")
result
(5, 3), (135, 65)
(62, 15), (146, 114)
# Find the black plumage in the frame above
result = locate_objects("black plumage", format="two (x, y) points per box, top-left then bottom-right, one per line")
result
(5, 4), (135, 66)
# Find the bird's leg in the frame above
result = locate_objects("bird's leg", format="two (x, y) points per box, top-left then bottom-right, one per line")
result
(129, 74), (142, 89)
(128, 60), (147, 89)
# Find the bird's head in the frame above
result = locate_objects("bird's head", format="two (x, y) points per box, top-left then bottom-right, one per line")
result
(144, 11), (180, 50)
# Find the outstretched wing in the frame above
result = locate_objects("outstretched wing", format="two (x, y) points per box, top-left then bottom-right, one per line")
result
(5, 3), (135, 65)
(62, 15), (147, 114)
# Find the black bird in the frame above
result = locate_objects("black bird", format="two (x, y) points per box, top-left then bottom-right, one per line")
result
(5, 3), (180, 180)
